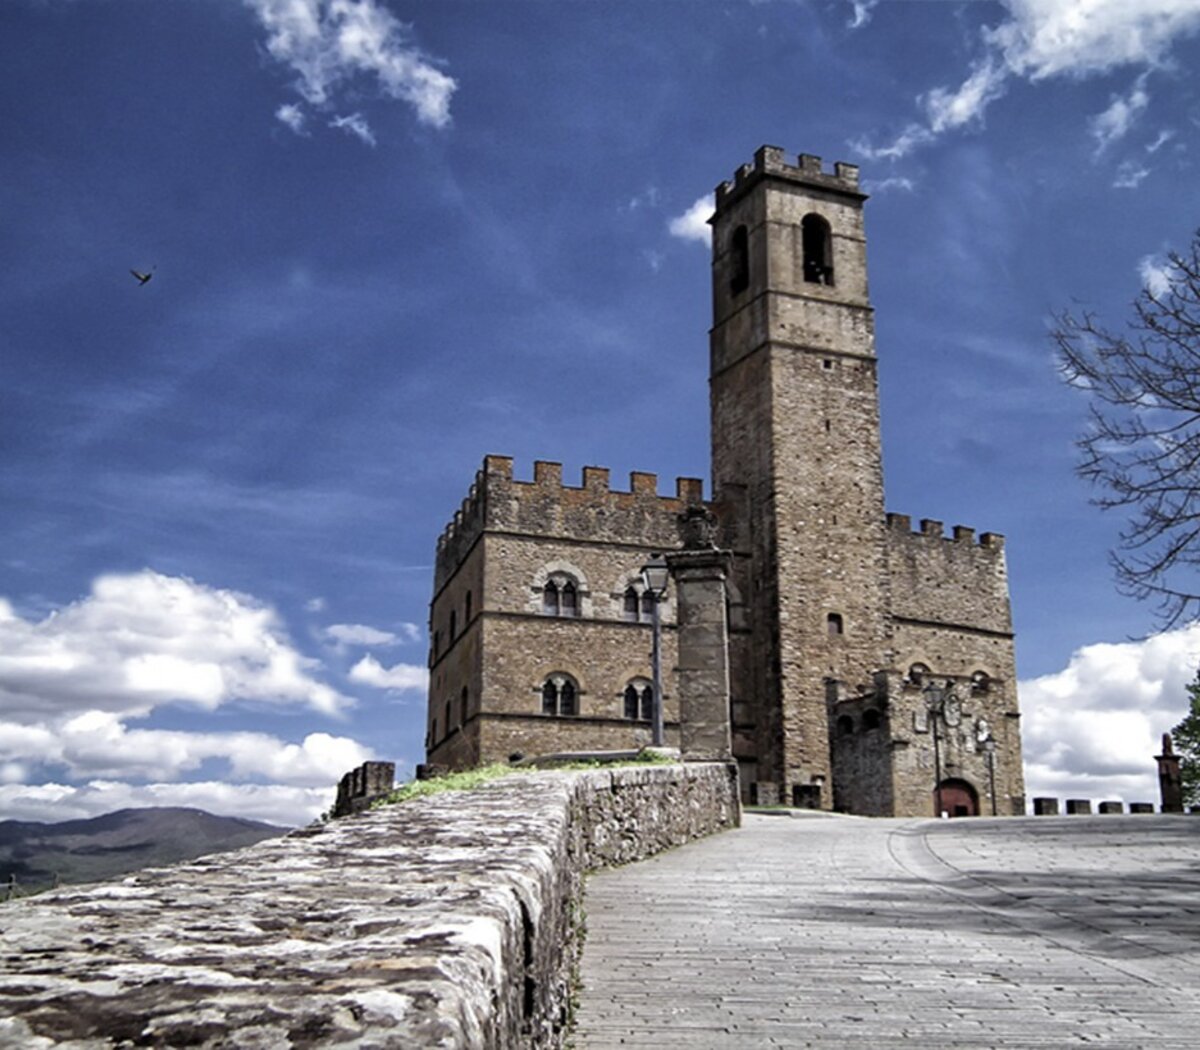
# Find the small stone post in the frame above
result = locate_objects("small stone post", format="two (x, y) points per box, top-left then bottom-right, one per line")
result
(1158, 732), (1184, 813)
(666, 507), (733, 762)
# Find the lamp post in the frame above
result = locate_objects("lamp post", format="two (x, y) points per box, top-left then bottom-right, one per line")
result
(923, 680), (948, 818)
(640, 554), (670, 747)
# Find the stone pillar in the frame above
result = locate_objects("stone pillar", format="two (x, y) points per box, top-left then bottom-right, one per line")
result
(1098, 801), (1124, 814)
(666, 508), (733, 763)
(333, 761), (396, 818)
(1130, 802), (1154, 814)
(1033, 797), (1059, 816)
(1158, 732), (1184, 813)
(1066, 799), (1091, 815)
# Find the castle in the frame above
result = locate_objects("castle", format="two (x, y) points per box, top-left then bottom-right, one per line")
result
(424, 146), (1025, 818)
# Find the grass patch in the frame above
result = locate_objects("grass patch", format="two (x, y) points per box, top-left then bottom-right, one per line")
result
(378, 750), (677, 807)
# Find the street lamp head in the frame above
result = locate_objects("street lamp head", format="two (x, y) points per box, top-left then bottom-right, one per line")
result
(640, 554), (670, 597)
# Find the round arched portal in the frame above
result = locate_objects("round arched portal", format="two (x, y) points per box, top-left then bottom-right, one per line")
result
(935, 778), (979, 818)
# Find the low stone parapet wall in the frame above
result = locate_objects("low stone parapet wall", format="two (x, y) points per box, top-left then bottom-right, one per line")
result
(0, 763), (739, 1049)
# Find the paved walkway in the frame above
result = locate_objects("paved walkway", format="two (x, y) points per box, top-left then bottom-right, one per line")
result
(574, 813), (1200, 1048)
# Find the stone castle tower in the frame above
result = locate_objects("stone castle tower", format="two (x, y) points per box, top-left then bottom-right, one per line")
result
(425, 147), (1025, 818)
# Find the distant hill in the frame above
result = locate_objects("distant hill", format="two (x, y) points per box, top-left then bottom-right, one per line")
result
(0, 807), (289, 896)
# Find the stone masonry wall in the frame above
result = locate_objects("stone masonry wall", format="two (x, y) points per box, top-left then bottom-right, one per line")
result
(0, 763), (739, 1050)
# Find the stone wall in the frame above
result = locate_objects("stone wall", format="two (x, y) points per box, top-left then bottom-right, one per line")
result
(0, 763), (740, 1049)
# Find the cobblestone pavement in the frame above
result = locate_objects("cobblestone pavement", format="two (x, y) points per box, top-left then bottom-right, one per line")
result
(573, 813), (1200, 1048)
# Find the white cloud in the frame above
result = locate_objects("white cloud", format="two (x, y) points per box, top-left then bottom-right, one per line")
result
(1019, 623), (1200, 806)
(1146, 128), (1176, 152)
(0, 571), (349, 722)
(305, 596), (327, 612)
(1089, 74), (1150, 154)
(275, 101), (307, 134)
(324, 622), (400, 647)
(349, 654), (428, 692)
(845, 0), (880, 30)
(668, 196), (713, 245)
(1139, 253), (1175, 296)
(857, 1), (1200, 158)
(329, 111), (376, 146)
(0, 780), (334, 827)
(0, 710), (370, 786)
(863, 176), (916, 195)
(246, 0), (457, 133)
(1113, 159), (1151, 188)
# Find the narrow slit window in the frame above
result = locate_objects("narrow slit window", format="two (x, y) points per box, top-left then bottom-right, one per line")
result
(623, 587), (639, 622)
(827, 612), (844, 636)
(561, 581), (578, 617)
(802, 214), (834, 286)
(729, 225), (749, 295)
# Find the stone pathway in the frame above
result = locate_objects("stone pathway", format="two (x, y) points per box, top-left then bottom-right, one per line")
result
(574, 813), (1200, 1048)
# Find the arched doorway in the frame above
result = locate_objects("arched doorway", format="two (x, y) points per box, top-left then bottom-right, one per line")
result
(935, 778), (979, 818)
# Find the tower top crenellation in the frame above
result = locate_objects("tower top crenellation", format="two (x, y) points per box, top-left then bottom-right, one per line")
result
(714, 145), (863, 212)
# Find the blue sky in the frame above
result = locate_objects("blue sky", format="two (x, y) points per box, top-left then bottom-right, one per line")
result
(3, 0), (1200, 825)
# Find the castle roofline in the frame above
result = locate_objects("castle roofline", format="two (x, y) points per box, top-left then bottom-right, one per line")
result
(713, 145), (866, 215)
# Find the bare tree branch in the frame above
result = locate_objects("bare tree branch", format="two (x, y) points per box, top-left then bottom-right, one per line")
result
(1055, 229), (1200, 629)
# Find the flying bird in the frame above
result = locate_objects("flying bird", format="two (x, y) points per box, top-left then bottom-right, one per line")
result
(130, 267), (155, 286)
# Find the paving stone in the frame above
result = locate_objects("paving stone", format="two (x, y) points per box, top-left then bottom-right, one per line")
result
(574, 813), (1200, 1048)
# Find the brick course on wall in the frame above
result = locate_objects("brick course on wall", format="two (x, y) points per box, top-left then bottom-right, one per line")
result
(0, 764), (740, 1049)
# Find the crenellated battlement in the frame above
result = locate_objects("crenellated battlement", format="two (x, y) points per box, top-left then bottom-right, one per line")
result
(886, 512), (1011, 636)
(885, 513), (1004, 551)
(435, 456), (706, 587)
(715, 145), (862, 211)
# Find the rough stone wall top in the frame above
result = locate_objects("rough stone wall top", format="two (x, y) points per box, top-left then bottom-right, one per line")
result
(0, 763), (739, 1049)
(435, 456), (705, 591)
(885, 513), (1012, 635)
(714, 145), (863, 211)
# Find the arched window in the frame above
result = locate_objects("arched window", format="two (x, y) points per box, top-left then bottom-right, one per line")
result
(623, 679), (653, 720)
(837, 714), (855, 737)
(863, 708), (882, 731)
(908, 662), (930, 687)
(542, 575), (581, 617)
(729, 224), (749, 295)
(623, 587), (640, 622)
(971, 670), (991, 695)
(827, 612), (844, 636)
(802, 214), (834, 286)
(541, 675), (579, 717)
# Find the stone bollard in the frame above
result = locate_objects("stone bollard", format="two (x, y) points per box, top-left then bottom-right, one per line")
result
(1066, 799), (1092, 815)
(1098, 801), (1124, 814)
(1129, 802), (1154, 814)
(1033, 797), (1059, 816)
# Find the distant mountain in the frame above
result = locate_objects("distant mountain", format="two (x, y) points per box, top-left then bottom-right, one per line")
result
(0, 807), (289, 896)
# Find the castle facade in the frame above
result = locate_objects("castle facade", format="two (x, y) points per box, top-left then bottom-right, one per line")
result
(424, 147), (1025, 817)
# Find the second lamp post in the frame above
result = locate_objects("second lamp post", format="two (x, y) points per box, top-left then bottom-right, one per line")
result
(640, 554), (669, 747)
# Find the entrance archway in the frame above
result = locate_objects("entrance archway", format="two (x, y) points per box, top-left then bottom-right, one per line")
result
(935, 778), (979, 818)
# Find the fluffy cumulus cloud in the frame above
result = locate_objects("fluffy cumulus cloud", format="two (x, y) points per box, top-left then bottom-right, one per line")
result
(1019, 623), (1200, 805)
(1139, 252), (1176, 296)
(855, 0), (1200, 160)
(668, 196), (713, 246)
(349, 654), (428, 692)
(246, 0), (457, 140)
(0, 572), (370, 825)
(0, 570), (349, 721)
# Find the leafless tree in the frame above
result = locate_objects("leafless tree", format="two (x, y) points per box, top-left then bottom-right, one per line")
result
(1055, 230), (1200, 627)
